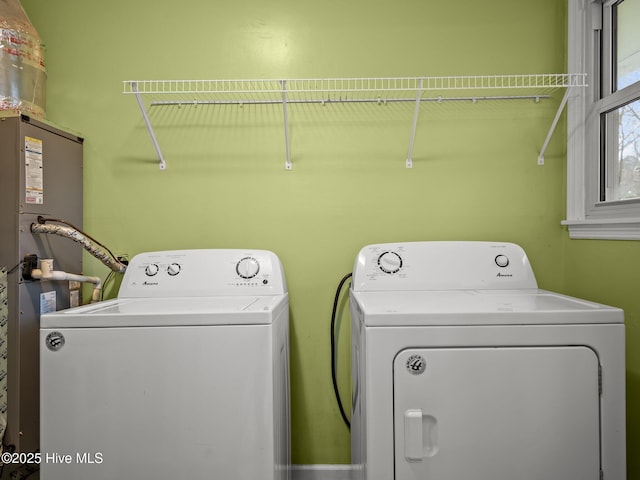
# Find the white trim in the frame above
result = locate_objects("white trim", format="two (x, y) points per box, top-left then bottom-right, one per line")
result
(566, 0), (588, 222)
(566, 0), (640, 240)
(562, 219), (640, 239)
(291, 465), (357, 480)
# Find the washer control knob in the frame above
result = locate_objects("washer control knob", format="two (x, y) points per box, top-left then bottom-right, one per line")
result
(495, 255), (510, 268)
(378, 251), (403, 274)
(236, 257), (260, 279)
(145, 263), (160, 276)
(167, 263), (181, 276)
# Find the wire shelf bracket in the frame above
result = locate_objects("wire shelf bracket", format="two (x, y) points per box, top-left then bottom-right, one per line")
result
(406, 78), (424, 169)
(131, 81), (166, 170)
(123, 74), (587, 170)
(281, 80), (292, 170)
(537, 85), (573, 165)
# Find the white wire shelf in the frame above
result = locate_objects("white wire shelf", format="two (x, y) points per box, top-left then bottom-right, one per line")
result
(123, 74), (585, 96)
(122, 74), (587, 170)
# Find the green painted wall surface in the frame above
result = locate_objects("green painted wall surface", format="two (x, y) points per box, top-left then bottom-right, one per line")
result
(563, 240), (640, 478)
(18, 0), (637, 473)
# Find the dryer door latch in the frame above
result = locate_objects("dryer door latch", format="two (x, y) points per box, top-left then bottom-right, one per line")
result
(404, 409), (439, 462)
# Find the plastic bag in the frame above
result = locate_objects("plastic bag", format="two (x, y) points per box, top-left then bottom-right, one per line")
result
(0, 0), (46, 118)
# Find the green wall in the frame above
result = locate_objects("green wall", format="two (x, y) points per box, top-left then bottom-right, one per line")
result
(19, 0), (637, 473)
(563, 240), (640, 478)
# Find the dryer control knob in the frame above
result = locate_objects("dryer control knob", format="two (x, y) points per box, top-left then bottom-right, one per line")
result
(495, 255), (510, 268)
(377, 251), (403, 274)
(145, 263), (160, 276)
(236, 257), (260, 279)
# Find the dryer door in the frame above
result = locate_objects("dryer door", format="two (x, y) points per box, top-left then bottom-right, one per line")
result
(394, 347), (600, 480)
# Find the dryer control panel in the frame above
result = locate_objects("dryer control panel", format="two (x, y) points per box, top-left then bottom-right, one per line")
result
(118, 249), (287, 297)
(352, 241), (538, 292)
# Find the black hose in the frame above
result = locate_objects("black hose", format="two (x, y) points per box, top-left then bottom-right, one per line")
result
(331, 272), (352, 430)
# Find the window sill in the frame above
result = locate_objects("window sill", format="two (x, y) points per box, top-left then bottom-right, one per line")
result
(562, 219), (640, 240)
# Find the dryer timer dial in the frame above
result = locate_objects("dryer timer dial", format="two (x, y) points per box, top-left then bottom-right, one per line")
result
(377, 251), (403, 274)
(495, 255), (510, 268)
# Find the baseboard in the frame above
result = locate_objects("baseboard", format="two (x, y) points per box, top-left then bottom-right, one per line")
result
(291, 464), (357, 480)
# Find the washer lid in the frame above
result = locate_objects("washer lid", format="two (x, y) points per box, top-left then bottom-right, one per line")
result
(351, 289), (623, 326)
(40, 295), (288, 328)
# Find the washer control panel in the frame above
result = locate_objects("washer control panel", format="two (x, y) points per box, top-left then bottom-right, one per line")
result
(119, 249), (286, 298)
(353, 241), (538, 292)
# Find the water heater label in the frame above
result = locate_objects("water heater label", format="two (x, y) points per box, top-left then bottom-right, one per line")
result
(24, 136), (44, 204)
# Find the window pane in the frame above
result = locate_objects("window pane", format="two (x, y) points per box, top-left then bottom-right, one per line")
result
(616, 0), (640, 90)
(603, 99), (640, 201)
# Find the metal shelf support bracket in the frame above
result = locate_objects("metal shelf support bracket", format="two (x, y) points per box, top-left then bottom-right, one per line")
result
(406, 78), (424, 168)
(131, 81), (166, 170)
(281, 80), (292, 170)
(538, 86), (573, 166)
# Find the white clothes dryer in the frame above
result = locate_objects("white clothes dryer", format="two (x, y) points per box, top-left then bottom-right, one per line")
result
(40, 249), (290, 480)
(350, 241), (625, 480)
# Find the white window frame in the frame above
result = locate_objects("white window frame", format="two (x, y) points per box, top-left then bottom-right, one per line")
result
(565, 0), (640, 239)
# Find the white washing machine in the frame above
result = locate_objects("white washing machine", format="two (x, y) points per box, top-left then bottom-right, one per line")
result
(350, 241), (625, 480)
(40, 249), (290, 480)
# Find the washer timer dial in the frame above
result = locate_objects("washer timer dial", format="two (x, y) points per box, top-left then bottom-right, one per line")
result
(377, 251), (403, 274)
(236, 257), (260, 279)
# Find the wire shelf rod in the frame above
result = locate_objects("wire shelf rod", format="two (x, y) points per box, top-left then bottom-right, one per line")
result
(147, 94), (552, 107)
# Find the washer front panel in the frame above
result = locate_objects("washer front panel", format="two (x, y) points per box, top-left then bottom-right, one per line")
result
(40, 320), (289, 480)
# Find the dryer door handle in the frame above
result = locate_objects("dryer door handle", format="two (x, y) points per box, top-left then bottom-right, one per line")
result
(404, 409), (424, 462)
(404, 409), (439, 462)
